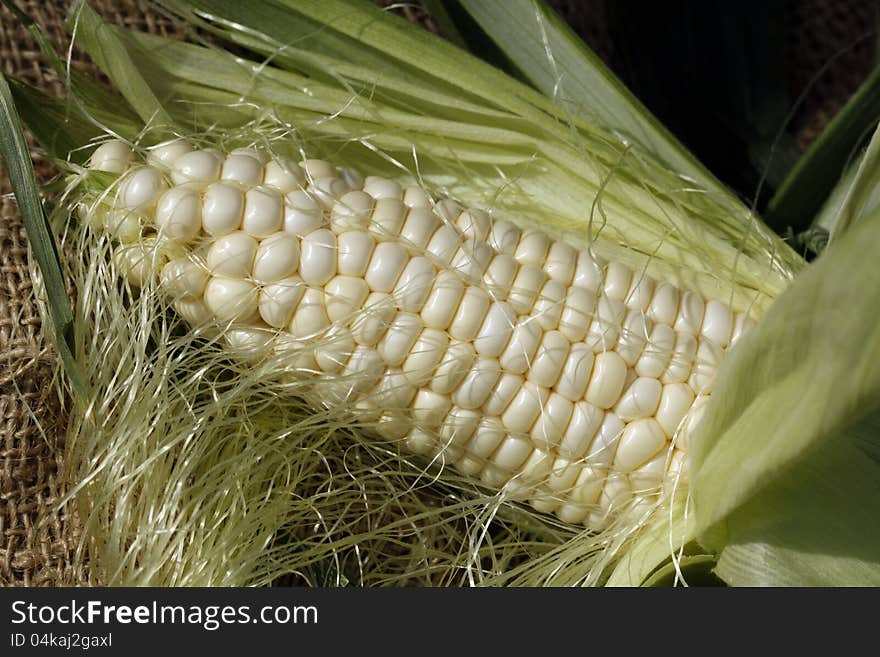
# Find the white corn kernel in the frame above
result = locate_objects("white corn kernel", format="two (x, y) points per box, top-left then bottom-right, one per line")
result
(330, 191), (373, 233)
(655, 382), (695, 437)
(559, 286), (596, 342)
(315, 328), (356, 373)
(603, 261), (632, 301)
(393, 256), (435, 312)
(336, 230), (375, 278)
(283, 190), (324, 236)
(635, 323), (676, 378)
(730, 312), (755, 346)
(324, 275), (369, 323)
(487, 219), (521, 255)
(570, 466), (605, 506)
(263, 158), (305, 193)
(598, 474), (631, 517)
(420, 270), (464, 330)
(300, 159), (337, 180)
(206, 231), (257, 278)
(499, 317), (542, 374)
(544, 241), (577, 285)
(483, 254), (518, 302)
(615, 377), (662, 421)
(229, 147), (267, 164)
(146, 140), (191, 169)
(558, 401), (603, 460)
(372, 369), (416, 411)
(425, 224), (462, 266)
(364, 176), (402, 200)
(630, 450), (670, 492)
(224, 327), (273, 362)
(378, 312), (423, 367)
(308, 177), (349, 209)
(515, 230), (551, 268)
(464, 418), (505, 460)
(662, 331), (698, 384)
(120, 167), (167, 210)
(171, 150), (221, 185)
(402, 186), (432, 209)
(160, 258), (207, 300)
(243, 186), (283, 238)
(259, 276), (306, 328)
(202, 183), (244, 236)
(616, 310), (652, 366)
(300, 228), (337, 286)
(455, 209), (491, 242)
(530, 392), (574, 451)
(674, 291), (706, 335)
(586, 296), (626, 351)
(554, 343), (594, 402)
(585, 350), (627, 409)
(154, 186), (201, 241)
(90, 140), (132, 174)
(448, 286), (490, 341)
(701, 299), (733, 348)
(587, 412), (624, 466)
(648, 282), (680, 326)
(689, 338), (722, 394)
(514, 449), (554, 487)
(453, 358), (501, 410)
(370, 197), (407, 240)
(482, 372), (523, 416)
(624, 272), (655, 312)
(174, 298), (211, 326)
(114, 240), (167, 286)
(411, 389), (453, 429)
(400, 207), (440, 251)
(572, 251), (604, 292)
(430, 342), (475, 395)
(456, 454), (485, 477)
(365, 241), (408, 293)
(405, 429), (435, 456)
(203, 277), (257, 322)
(402, 328), (449, 387)
(252, 232), (300, 282)
(105, 209), (142, 243)
(439, 407), (481, 448)
(490, 435), (533, 474)
(451, 240), (493, 283)
(508, 265), (548, 315)
(288, 287), (329, 338)
(351, 292), (395, 346)
(221, 152), (263, 186)
(614, 418), (666, 471)
(434, 199), (462, 222)
(474, 301), (516, 358)
(501, 381), (549, 434)
(547, 457), (581, 493)
(528, 330), (569, 388)
(532, 279), (566, 331)
(341, 345), (385, 396)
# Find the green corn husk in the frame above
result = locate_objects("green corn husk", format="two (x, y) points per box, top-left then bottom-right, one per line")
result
(10, 0), (878, 586)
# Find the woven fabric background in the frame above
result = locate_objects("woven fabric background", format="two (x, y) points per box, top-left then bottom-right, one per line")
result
(0, 0), (873, 587)
(0, 0), (190, 587)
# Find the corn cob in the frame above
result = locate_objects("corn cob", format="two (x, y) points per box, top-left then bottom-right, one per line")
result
(88, 139), (753, 530)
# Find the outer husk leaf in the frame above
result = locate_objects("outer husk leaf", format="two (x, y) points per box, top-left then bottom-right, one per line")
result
(691, 207), (880, 586)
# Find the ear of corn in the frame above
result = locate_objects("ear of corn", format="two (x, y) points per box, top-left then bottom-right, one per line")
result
(88, 139), (752, 532)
